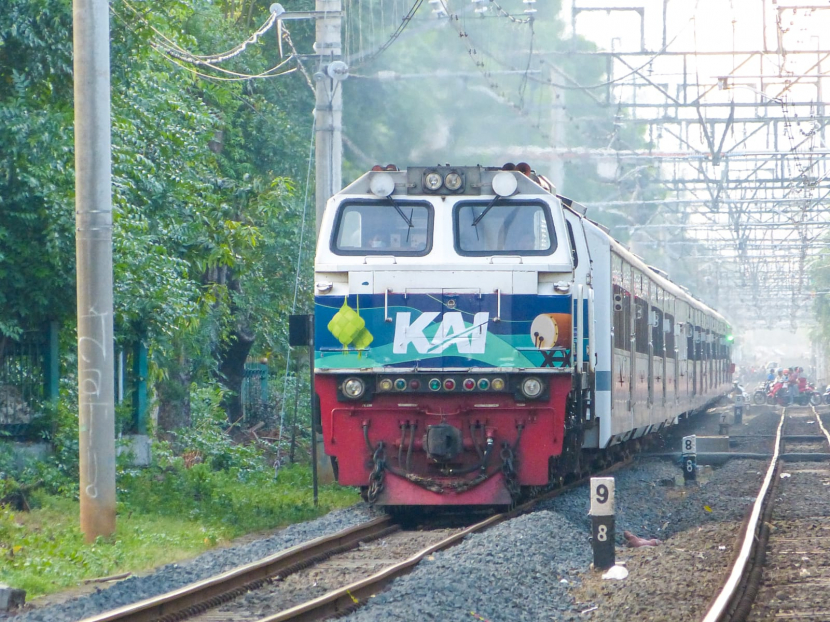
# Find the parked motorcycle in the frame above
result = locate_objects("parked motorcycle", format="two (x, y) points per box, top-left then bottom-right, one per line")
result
(766, 382), (793, 407)
(767, 381), (821, 407)
(753, 381), (770, 405)
(801, 382), (822, 406)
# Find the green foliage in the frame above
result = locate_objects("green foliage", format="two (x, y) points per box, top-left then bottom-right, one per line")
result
(0, 0), (76, 337)
(0, 468), (355, 598)
(160, 382), (264, 472)
(0, 494), (226, 597)
(118, 463), (356, 535)
(1, 0), (316, 425)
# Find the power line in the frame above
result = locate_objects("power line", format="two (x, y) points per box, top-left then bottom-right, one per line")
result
(348, 0), (426, 69)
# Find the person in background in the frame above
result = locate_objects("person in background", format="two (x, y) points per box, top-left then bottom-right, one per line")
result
(798, 368), (808, 393)
(790, 366), (800, 402)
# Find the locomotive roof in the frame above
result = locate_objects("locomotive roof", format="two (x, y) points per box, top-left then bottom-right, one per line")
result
(335, 165), (729, 329)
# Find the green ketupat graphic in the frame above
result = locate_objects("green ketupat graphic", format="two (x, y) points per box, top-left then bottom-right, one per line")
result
(352, 327), (374, 349)
(327, 297), (373, 351)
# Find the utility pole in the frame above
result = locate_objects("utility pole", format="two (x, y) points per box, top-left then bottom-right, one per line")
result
(314, 0), (344, 234)
(73, 0), (116, 541)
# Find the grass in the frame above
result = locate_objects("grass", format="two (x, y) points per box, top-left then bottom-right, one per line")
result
(0, 465), (359, 598)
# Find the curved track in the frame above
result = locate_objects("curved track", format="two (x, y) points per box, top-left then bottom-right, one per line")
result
(703, 405), (830, 622)
(79, 461), (630, 622)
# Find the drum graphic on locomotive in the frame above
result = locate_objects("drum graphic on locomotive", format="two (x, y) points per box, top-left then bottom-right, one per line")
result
(312, 165), (732, 506)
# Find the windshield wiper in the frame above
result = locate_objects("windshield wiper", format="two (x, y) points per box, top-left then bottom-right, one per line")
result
(387, 196), (414, 243)
(471, 195), (502, 228)
(387, 196), (413, 228)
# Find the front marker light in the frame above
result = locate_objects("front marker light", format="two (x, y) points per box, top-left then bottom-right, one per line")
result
(424, 171), (443, 191)
(444, 171), (463, 191)
(343, 377), (366, 399)
(520, 377), (543, 399)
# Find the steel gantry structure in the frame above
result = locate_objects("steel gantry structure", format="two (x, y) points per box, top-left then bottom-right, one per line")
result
(498, 0), (830, 329)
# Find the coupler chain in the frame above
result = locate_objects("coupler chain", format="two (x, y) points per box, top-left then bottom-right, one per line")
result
(367, 442), (386, 504)
(500, 442), (520, 501)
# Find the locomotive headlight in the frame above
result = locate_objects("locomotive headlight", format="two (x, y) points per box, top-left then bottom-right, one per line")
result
(424, 171), (443, 191)
(520, 377), (543, 399)
(342, 377), (366, 399)
(444, 171), (463, 191)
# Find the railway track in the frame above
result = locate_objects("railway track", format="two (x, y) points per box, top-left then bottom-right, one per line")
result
(702, 405), (830, 622)
(79, 461), (630, 622)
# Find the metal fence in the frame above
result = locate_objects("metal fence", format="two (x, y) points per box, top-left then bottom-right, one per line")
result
(242, 363), (272, 423)
(0, 323), (58, 432)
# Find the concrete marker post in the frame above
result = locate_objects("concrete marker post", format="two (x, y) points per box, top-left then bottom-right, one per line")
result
(682, 435), (697, 483)
(734, 393), (744, 425)
(590, 477), (615, 570)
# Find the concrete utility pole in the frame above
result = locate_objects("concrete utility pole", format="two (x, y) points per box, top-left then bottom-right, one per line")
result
(314, 0), (343, 234)
(73, 0), (117, 541)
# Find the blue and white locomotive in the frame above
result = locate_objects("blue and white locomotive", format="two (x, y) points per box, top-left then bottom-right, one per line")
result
(312, 164), (731, 506)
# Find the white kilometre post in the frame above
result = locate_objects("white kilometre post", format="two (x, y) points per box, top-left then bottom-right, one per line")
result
(682, 434), (697, 483)
(73, 0), (116, 541)
(590, 477), (616, 570)
(314, 0), (343, 235)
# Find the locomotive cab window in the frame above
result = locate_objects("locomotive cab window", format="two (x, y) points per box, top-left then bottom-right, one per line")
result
(454, 200), (556, 255)
(331, 200), (433, 256)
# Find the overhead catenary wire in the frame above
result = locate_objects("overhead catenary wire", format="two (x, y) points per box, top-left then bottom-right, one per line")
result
(120, 0), (301, 82)
(348, 0), (426, 69)
(157, 8), (281, 65)
(277, 116), (317, 469)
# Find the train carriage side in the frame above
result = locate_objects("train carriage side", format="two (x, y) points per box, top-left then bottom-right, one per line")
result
(579, 216), (731, 449)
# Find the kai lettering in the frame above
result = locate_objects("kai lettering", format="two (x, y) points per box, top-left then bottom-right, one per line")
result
(393, 312), (489, 354)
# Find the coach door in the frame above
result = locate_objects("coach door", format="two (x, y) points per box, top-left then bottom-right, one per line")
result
(652, 286), (666, 412)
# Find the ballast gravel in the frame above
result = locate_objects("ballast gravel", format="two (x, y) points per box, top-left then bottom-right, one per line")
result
(342, 509), (592, 622)
(1, 502), (379, 622)
(344, 406), (781, 622)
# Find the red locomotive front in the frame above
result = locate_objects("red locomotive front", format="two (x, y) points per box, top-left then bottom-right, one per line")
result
(313, 167), (582, 506)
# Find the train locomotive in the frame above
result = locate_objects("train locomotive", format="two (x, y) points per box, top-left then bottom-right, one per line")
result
(313, 164), (732, 506)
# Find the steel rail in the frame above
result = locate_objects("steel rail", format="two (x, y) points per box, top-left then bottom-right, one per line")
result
(702, 405), (830, 622)
(257, 460), (632, 622)
(813, 405), (830, 447)
(701, 407), (787, 622)
(77, 516), (396, 622)
(79, 460), (633, 622)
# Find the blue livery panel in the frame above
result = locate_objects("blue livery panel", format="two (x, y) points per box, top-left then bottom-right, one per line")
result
(315, 293), (574, 370)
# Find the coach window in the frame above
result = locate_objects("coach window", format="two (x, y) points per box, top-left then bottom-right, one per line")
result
(613, 285), (631, 350)
(665, 314), (675, 358)
(686, 321), (695, 361)
(695, 326), (703, 360)
(634, 297), (649, 354)
(332, 200), (433, 256)
(613, 256), (629, 350)
(652, 307), (664, 355)
(454, 200), (556, 255)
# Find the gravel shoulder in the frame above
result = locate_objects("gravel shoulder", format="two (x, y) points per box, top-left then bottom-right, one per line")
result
(1, 503), (380, 622)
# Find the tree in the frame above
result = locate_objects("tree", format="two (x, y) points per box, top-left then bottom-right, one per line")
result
(1, 0), (316, 434)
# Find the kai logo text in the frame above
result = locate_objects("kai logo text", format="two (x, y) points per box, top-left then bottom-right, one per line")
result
(393, 312), (489, 354)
